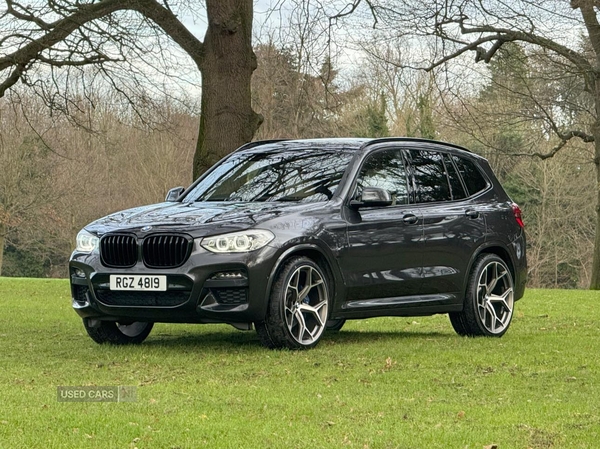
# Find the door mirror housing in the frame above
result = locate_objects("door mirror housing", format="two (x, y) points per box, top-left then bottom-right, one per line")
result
(165, 186), (185, 202)
(350, 187), (393, 208)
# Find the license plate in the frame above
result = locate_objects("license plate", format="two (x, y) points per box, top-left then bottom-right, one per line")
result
(109, 275), (167, 291)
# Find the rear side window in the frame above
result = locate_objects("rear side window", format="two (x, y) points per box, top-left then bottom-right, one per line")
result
(452, 155), (488, 196)
(406, 150), (451, 203)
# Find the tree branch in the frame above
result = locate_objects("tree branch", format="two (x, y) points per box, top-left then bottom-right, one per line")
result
(36, 54), (120, 67)
(511, 131), (595, 159)
(571, 0), (600, 63)
(0, 63), (25, 97)
(0, 0), (206, 98)
(5, 0), (55, 31)
(457, 22), (594, 76)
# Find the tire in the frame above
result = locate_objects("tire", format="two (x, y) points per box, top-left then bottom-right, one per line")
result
(326, 318), (346, 332)
(256, 257), (330, 349)
(449, 254), (515, 337)
(83, 319), (154, 345)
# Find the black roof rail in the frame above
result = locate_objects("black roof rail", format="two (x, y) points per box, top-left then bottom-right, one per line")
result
(233, 139), (291, 153)
(359, 137), (472, 153)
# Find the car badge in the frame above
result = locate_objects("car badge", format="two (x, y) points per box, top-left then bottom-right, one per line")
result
(141, 226), (153, 232)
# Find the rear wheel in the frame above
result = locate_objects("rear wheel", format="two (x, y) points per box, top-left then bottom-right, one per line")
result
(256, 257), (329, 349)
(450, 254), (514, 337)
(83, 319), (154, 345)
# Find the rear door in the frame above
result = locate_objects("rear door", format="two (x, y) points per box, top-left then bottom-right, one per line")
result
(405, 149), (487, 298)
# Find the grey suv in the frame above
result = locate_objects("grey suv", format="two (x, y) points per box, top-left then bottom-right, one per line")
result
(69, 138), (527, 349)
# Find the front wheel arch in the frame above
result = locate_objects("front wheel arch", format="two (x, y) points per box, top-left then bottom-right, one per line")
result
(265, 244), (341, 314)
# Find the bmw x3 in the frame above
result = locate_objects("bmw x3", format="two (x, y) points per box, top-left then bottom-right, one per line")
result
(69, 138), (527, 349)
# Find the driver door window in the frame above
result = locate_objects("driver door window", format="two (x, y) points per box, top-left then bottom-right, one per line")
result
(355, 149), (408, 206)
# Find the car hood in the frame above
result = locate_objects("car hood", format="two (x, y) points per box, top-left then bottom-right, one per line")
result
(85, 201), (321, 236)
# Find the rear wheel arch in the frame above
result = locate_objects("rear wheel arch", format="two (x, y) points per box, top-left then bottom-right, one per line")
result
(464, 243), (516, 298)
(450, 253), (515, 337)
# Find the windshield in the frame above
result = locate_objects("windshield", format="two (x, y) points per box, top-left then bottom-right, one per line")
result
(185, 148), (354, 203)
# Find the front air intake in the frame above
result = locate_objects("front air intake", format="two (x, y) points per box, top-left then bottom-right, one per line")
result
(142, 234), (192, 268)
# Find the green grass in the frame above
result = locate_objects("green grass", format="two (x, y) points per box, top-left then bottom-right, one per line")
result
(0, 279), (599, 448)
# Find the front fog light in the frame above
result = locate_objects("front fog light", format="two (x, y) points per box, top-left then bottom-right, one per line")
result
(74, 269), (86, 278)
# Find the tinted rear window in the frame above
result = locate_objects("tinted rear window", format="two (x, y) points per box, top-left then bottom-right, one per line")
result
(452, 155), (488, 196)
(407, 150), (451, 203)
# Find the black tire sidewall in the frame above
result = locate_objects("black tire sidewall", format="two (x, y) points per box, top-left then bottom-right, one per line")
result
(83, 319), (153, 345)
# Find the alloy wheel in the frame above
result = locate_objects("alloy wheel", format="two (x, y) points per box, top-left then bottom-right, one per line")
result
(476, 261), (514, 335)
(284, 265), (328, 345)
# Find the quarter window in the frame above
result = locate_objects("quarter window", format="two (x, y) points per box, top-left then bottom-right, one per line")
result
(356, 149), (408, 205)
(452, 155), (488, 196)
(443, 154), (467, 200)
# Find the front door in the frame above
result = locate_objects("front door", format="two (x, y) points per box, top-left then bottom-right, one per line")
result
(339, 148), (424, 308)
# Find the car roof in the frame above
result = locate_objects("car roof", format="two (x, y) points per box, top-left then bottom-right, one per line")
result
(235, 137), (474, 155)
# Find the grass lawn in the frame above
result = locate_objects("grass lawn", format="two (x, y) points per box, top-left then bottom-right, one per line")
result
(0, 278), (598, 448)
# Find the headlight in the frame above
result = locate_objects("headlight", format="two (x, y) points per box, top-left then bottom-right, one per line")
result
(76, 230), (99, 253)
(200, 230), (274, 253)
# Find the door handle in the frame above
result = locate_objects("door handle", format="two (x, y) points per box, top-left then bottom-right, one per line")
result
(403, 214), (418, 225)
(465, 209), (480, 219)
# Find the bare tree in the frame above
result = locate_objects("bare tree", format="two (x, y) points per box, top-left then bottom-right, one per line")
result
(327, 0), (600, 289)
(0, 0), (262, 178)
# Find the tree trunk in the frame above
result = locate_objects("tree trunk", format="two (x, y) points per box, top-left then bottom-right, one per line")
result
(0, 223), (5, 276)
(591, 117), (600, 289)
(193, 0), (263, 179)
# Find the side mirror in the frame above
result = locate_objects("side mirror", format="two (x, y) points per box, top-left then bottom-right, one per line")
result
(350, 187), (392, 208)
(165, 186), (185, 202)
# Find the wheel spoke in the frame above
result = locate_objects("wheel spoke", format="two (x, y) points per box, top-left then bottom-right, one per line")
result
(489, 288), (514, 313)
(488, 267), (507, 295)
(478, 266), (489, 294)
(285, 305), (295, 328)
(298, 300), (327, 327)
(289, 271), (300, 291)
(485, 301), (499, 332)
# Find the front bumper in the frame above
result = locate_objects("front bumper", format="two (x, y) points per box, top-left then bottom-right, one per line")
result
(69, 245), (279, 325)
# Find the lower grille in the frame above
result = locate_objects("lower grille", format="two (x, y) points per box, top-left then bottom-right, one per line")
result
(95, 290), (190, 307)
(73, 285), (90, 304)
(210, 288), (248, 305)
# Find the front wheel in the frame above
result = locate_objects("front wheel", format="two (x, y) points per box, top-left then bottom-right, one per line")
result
(326, 318), (346, 332)
(256, 257), (330, 349)
(449, 254), (514, 337)
(83, 319), (154, 345)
